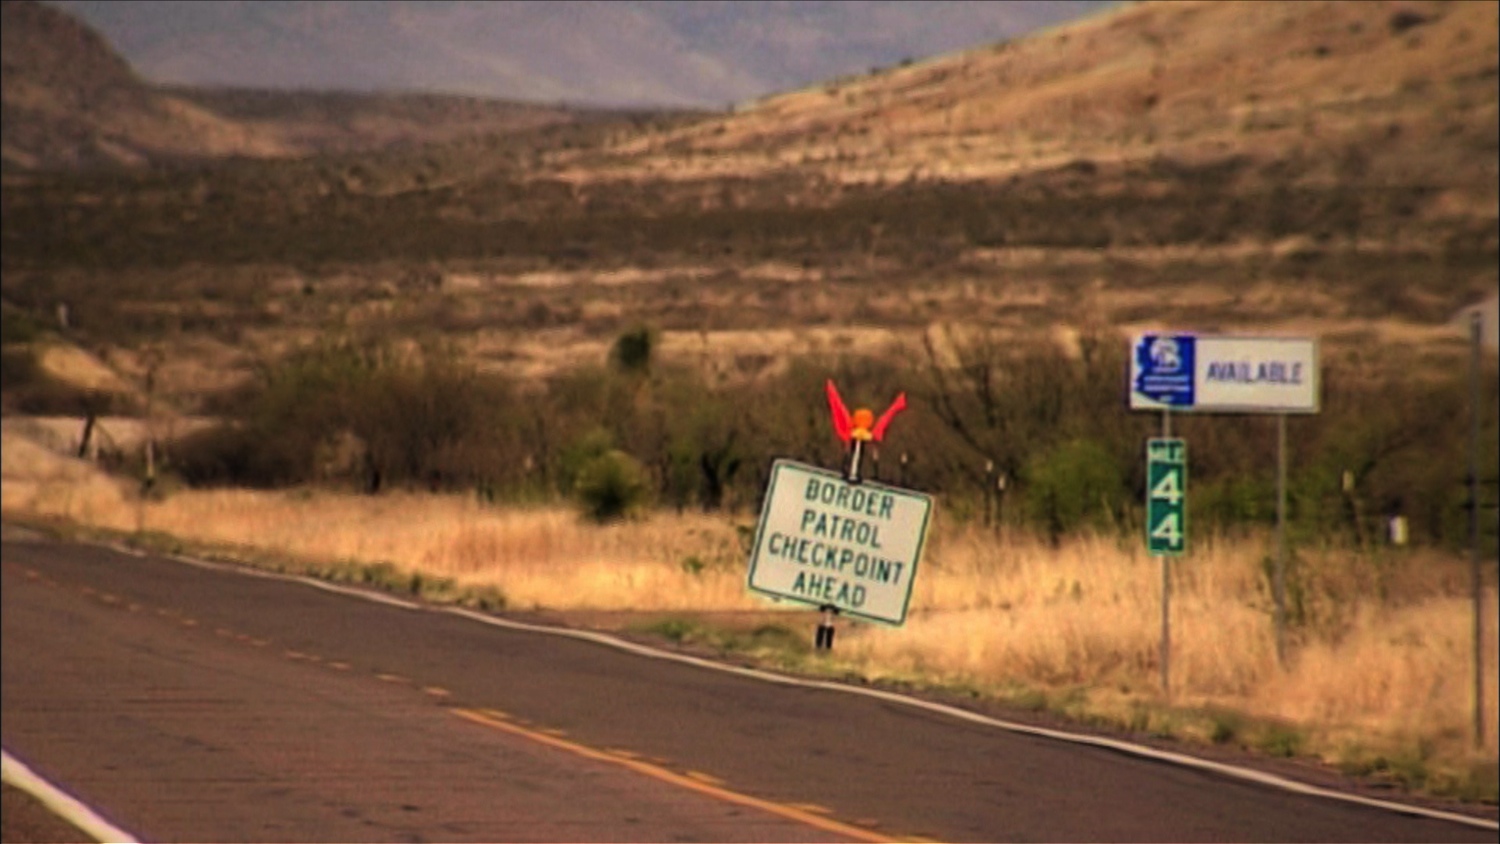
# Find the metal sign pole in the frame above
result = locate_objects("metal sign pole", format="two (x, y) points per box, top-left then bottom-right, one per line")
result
(815, 437), (869, 651)
(846, 438), (865, 486)
(802, 382), (913, 652)
(1161, 409), (1172, 700)
(1275, 412), (1288, 668)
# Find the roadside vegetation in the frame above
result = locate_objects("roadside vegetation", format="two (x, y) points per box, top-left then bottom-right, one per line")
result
(79, 328), (1489, 557)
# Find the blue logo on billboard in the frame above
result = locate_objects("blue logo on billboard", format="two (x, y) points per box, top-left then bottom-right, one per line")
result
(1135, 335), (1195, 406)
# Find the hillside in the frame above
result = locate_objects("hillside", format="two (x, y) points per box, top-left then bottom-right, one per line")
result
(1, 0), (288, 169)
(556, 0), (1498, 206)
(0, 0), (672, 170)
(163, 88), (657, 157)
(2, 0), (1496, 413)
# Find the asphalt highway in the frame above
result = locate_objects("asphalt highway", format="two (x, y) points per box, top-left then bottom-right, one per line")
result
(3, 533), (1495, 843)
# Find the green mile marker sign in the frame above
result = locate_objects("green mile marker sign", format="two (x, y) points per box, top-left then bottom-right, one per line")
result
(1147, 438), (1187, 556)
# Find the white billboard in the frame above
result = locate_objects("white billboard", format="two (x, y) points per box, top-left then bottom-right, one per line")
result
(1131, 335), (1320, 414)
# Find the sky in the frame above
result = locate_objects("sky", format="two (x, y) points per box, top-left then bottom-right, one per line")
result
(46, 0), (1114, 108)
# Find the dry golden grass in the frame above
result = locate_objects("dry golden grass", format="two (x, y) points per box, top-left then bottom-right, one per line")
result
(1, 428), (140, 527)
(842, 525), (1498, 765)
(3, 425), (1495, 786)
(136, 488), (758, 613)
(37, 343), (135, 394)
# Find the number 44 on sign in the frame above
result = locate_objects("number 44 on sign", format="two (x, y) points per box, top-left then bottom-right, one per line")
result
(1147, 438), (1187, 556)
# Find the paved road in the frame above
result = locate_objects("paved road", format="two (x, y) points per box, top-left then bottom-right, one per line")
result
(3, 534), (1494, 843)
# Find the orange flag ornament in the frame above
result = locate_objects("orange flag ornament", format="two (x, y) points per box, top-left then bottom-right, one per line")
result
(825, 380), (907, 444)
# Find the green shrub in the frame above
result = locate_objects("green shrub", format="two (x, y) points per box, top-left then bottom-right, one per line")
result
(610, 325), (655, 374)
(641, 617), (699, 643)
(574, 448), (652, 522)
(171, 421), (315, 488)
(1257, 724), (1305, 758)
(1194, 474), (1276, 530)
(1, 346), (40, 390)
(749, 623), (808, 655)
(1209, 710), (1246, 745)
(558, 427), (616, 493)
(1024, 438), (1128, 540)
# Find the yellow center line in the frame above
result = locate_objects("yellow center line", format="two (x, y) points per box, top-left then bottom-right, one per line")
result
(452, 707), (900, 843)
(684, 769), (725, 786)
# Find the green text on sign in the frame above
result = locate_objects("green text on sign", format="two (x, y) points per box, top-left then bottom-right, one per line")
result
(746, 459), (933, 625)
(1147, 437), (1187, 556)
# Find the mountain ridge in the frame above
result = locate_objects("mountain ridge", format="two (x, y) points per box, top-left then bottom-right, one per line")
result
(1, 0), (665, 171)
(45, 1), (1115, 109)
(551, 0), (1498, 211)
(2, 0), (289, 169)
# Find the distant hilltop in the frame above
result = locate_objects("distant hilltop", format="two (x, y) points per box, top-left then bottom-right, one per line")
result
(0, 0), (655, 171)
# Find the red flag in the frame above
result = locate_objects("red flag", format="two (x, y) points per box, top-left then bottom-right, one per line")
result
(871, 393), (907, 442)
(825, 380), (853, 443)
(828, 381), (906, 443)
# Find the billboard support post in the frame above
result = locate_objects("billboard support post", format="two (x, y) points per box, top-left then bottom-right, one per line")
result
(1275, 412), (1288, 668)
(1147, 432), (1185, 699)
(1161, 408), (1172, 700)
(1470, 312), (1485, 748)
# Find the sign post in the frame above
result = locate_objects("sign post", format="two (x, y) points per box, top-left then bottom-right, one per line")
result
(1468, 311), (1487, 749)
(1147, 436), (1186, 698)
(1131, 334), (1320, 671)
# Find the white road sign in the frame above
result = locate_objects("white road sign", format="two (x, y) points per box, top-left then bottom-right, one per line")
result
(1131, 335), (1320, 413)
(746, 459), (933, 626)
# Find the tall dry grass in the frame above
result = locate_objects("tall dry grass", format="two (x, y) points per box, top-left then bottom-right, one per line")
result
(841, 525), (1498, 766)
(4, 427), (1495, 782)
(133, 487), (758, 612)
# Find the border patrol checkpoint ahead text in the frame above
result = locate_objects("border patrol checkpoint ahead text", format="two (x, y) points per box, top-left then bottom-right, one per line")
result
(747, 460), (932, 625)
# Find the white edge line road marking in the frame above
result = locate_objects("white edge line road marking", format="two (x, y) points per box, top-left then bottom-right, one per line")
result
(2, 750), (139, 844)
(160, 552), (420, 610)
(25, 534), (1500, 833)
